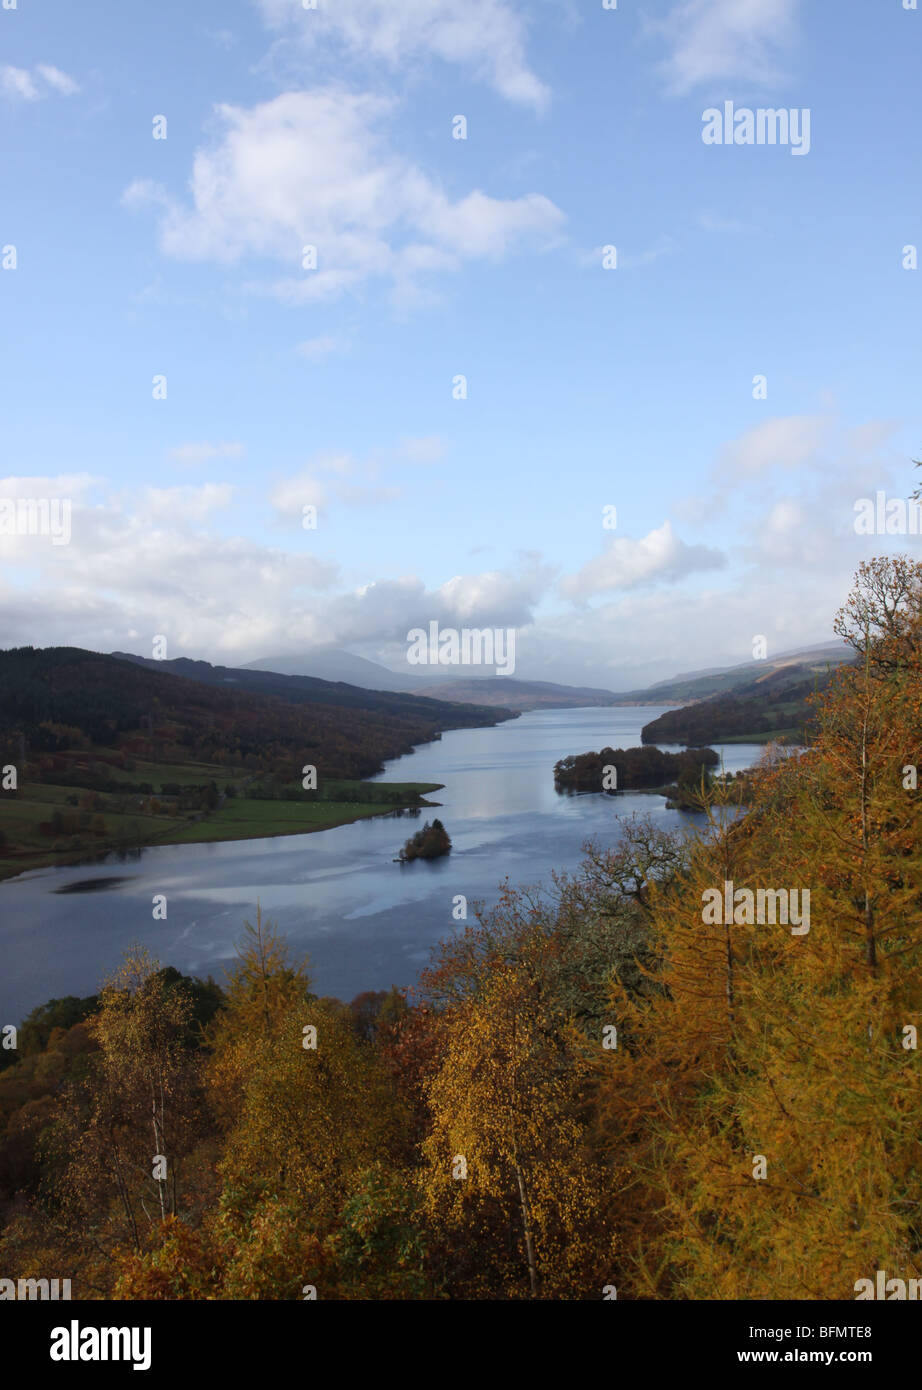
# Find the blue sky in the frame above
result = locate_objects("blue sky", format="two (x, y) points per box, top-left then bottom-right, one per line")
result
(1, 0), (921, 688)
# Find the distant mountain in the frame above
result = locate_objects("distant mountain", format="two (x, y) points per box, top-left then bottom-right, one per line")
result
(242, 647), (413, 693)
(218, 640), (853, 714)
(108, 650), (515, 728)
(625, 642), (851, 705)
(402, 677), (628, 710)
(241, 653), (631, 708)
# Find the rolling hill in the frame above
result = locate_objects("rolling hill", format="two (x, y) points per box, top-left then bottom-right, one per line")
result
(640, 660), (843, 746)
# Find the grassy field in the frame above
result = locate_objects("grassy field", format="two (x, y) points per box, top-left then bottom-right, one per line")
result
(0, 763), (444, 881)
(167, 796), (419, 843)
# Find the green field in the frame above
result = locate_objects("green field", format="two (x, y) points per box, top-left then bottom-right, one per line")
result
(168, 787), (443, 843)
(0, 766), (443, 881)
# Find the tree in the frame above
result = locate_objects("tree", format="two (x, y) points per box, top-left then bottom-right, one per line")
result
(590, 569), (922, 1298)
(40, 946), (208, 1297)
(834, 555), (922, 671)
(422, 958), (617, 1299)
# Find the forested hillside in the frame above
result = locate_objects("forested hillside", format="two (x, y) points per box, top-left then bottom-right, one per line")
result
(0, 647), (513, 769)
(640, 661), (837, 746)
(0, 647), (511, 877)
(0, 557), (919, 1299)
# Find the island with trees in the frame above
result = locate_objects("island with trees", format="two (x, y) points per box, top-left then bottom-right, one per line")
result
(553, 744), (719, 798)
(396, 818), (452, 862)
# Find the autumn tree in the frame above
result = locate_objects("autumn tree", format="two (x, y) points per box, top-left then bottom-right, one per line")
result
(592, 558), (922, 1298)
(36, 948), (210, 1295)
(420, 897), (619, 1299)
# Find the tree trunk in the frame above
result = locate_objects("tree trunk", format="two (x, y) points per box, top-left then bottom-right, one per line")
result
(514, 1162), (539, 1299)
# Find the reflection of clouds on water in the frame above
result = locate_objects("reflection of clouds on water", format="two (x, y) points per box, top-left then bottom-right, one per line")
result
(1, 707), (767, 1022)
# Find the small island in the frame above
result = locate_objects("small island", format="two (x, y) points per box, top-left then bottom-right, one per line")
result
(396, 817), (452, 863)
(553, 744), (719, 796)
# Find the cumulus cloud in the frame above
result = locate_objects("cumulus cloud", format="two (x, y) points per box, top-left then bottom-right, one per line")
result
(0, 475), (340, 659)
(123, 90), (564, 301)
(521, 569), (841, 689)
(269, 451), (408, 525)
(254, 0), (548, 109)
(715, 414), (831, 481)
(3, 413), (905, 685)
(0, 464), (556, 663)
(322, 559), (554, 647)
(560, 521), (727, 599)
(651, 0), (800, 94)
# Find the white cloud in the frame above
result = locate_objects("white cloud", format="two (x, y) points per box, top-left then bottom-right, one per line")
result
(0, 467), (556, 662)
(752, 497), (815, 566)
(0, 476), (340, 660)
(35, 64), (80, 95)
(652, 0), (799, 94)
(168, 441), (246, 466)
(141, 484), (235, 521)
(716, 415), (831, 481)
(560, 521), (727, 599)
(1, 63), (79, 101)
(270, 452), (406, 523)
(269, 469), (331, 523)
(676, 414), (907, 537)
(1, 67), (39, 101)
(4, 416), (905, 686)
(254, 0), (548, 109)
(322, 561), (553, 646)
(123, 90), (564, 300)
(0, 472), (98, 499)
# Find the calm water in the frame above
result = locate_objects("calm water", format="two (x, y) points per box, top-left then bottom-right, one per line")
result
(0, 707), (765, 1022)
